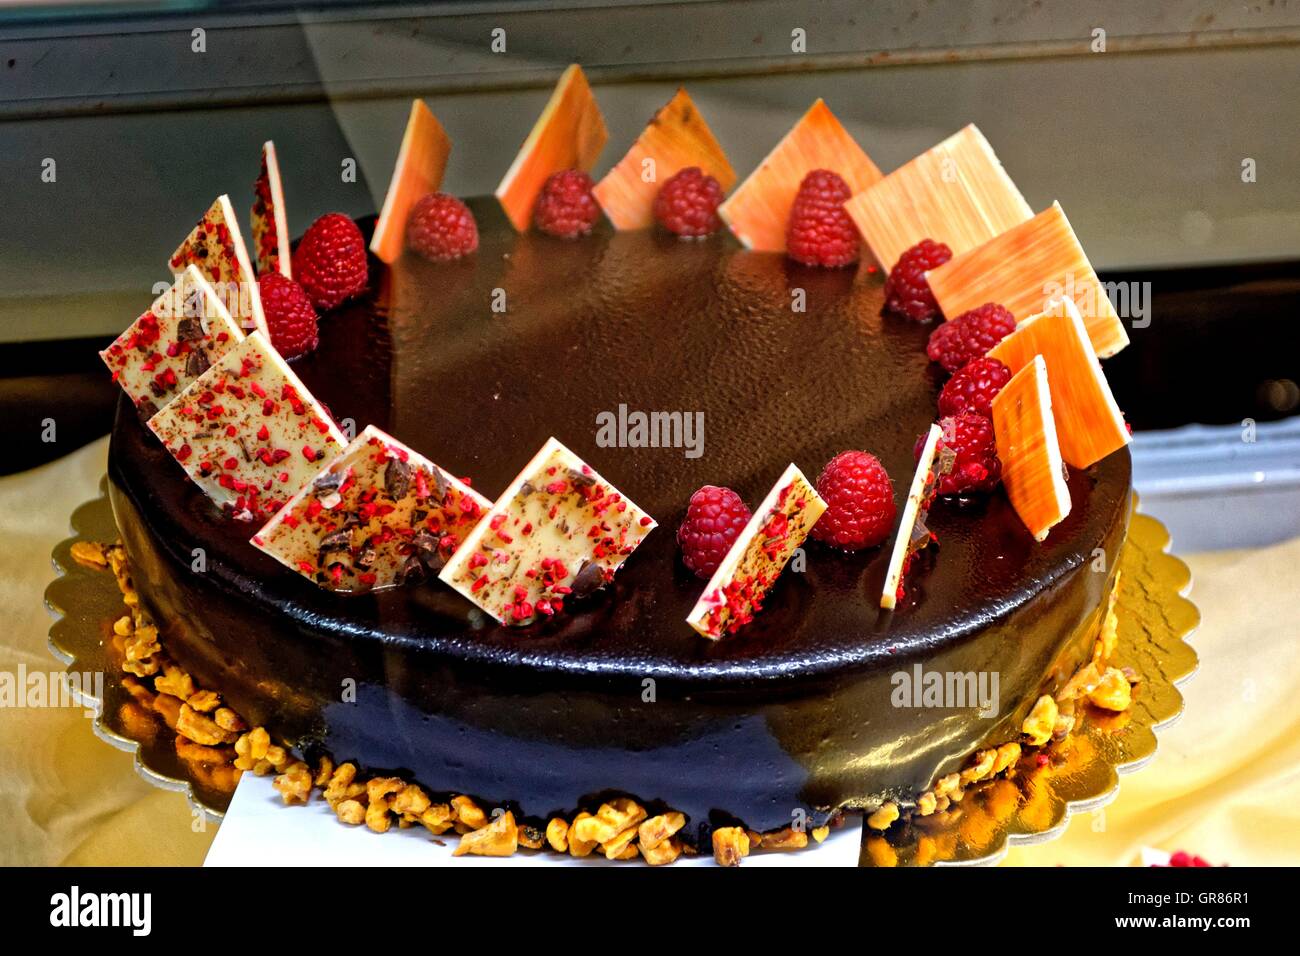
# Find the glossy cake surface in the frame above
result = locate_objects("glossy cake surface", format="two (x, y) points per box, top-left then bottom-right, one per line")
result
(109, 200), (1131, 842)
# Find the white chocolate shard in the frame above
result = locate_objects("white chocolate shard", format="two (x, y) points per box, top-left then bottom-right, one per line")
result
(146, 330), (346, 521)
(881, 423), (946, 611)
(168, 194), (268, 338)
(252, 424), (490, 592)
(686, 463), (827, 640)
(438, 437), (657, 626)
(251, 141), (292, 278)
(100, 265), (244, 417)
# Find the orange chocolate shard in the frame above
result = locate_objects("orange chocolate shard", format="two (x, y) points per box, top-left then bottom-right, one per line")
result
(988, 297), (1130, 470)
(592, 88), (736, 231)
(991, 355), (1071, 542)
(881, 423), (943, 611)
(927, 202), (1130, 359)
(370, 100), (452, 264)
(495, 64), (608, 232)
(844, 124), (1032, 271)
(252, 424), (491, 593)
(686, 463), (827, 640)
(717, 99), (881, 252)
(251, 141), (292, 278)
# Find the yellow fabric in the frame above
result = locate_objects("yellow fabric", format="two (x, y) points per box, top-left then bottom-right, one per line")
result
(1, 437), (1295, 866)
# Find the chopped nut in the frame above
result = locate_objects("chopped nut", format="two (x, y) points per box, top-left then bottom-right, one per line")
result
(811, 825), (830, 844)
(1022, 694), (1059, 746)
(213, 707), (246, 732)
(323, 762), (361, 807)
(712, 826), (750, 866)
(1088, 667), (1132, 711)
(365, 777), (404, 833)
(567, 812), (598, 858)
(935, 773), (962, 797)
(961, 749), (997, 785)
(450, 795), (487, 829)
(392, 784), (431, 818)
(454, 811), (518, 857)
(641, 836), (683, 866)
(419, 804), (454, 835)
(546, 817), (570, 853)
(518, 823), (545, 850)
(313, 756), (335, 787)
(760, 826), (808, 851)
(611, 843), (639, 861)
(176, 702), (238, 746)
(153, 665), (194, 700)
(638, 812), (686, 851)
(601, 824), (640, 860)
(71, 540), (108, 567)
(336, 799), (365, 825)
(113, 615), (133, 637)
(273, 762), (313, 805)
(234, 726), (271, 770)
(915, 791), (938, 816)
(572, 798), (646, 846)
(185, 689), (221, 712)
(992, 742), (1021, 775)
(867, 802), (899, 831)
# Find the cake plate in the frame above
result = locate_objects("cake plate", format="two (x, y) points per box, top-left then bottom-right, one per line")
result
(46, 479), (1198, 864)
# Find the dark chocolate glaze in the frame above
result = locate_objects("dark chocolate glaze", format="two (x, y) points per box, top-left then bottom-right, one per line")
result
(108, 200), (1131, 843)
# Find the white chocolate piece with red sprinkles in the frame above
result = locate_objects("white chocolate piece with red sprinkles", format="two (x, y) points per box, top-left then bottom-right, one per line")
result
(251, 141), (292, 279)
(100, 265), (244, 417)
(438, 437), (656, 626)
(881, 423), (947, 611)
(252, 424), (490, 592)
(169, 194), (268, 338)
(147, 330), (346, 522)
(686, 463), (826, 640)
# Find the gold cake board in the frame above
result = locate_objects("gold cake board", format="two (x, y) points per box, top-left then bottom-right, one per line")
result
(46, 480), (1198, 866)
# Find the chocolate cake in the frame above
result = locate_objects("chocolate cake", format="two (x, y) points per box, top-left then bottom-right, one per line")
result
(107, 200), (1132, 849)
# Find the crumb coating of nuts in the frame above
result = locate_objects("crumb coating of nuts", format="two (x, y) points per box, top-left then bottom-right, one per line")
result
(77, 541), (1134, 864)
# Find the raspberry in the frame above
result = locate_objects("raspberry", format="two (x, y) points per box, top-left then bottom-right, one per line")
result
(919, 413), (1002, 496)
(406, 192), (478, 261)
(810, 450), (895, 551)
(534, 169), (600, 238)
(926, 302), (1017, 372)
(1161, 850), (1212, 868)
(258, 273), (319, 360)
(937, 357), (1012, 419)
(653, 166), (724, 237)
(785, 169), (861, 267)
(677, 485), (752, 579)
(291, 213), (368, 311)
(882, 238), (952, 321)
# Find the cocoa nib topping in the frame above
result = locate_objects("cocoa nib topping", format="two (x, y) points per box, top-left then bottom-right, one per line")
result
(176, 317), (203, 342)
(519, 480), (535, 498)
(567, 468), (596, 488)
(411, 531), (445, 571)
(569, 560), (606, 599)
(319, 529), (351, 554)
(385, 456), (411, 500)
(136, 398), (158, 419)
(185, 348), (211, 378)
(313, 470), (345, 493)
